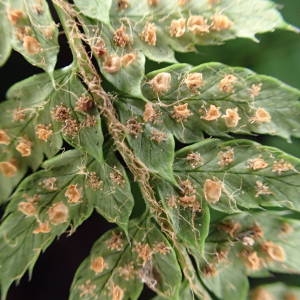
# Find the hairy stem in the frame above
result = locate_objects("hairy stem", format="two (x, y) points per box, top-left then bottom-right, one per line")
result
(52, 0), (205, 297)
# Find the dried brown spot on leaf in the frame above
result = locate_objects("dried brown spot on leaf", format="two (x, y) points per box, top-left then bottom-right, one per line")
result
(201, 104), (221, 121)
(106, 232), (124, 251)
(48, 202), (69, 225)
(261, 241), (286, 262)
(187, 16), (210, 34)
(284, 293), (297, 300)
(35, 124), (53, 142)
(149, 72), (171, 94)
(118, 0), (129, 10)
(167, 195), (177, 208)
(134, 242), (153, 266)
(150, 129), (167, 143)
(180, 179), (196, 195)
(15, 26), (32, 41)
(65, 184), (82, 204)
(103, 55), (122, 73)
(153, 242), (170, 255)
(18, 201), (37, 216)
(33, 221), (51, 234)
(202, 263), (217, 277)
(249, 83), (262, 98)
(110, 167), (125, 186)
(23, 36), (42, 54)
(0, 161), (18, 177)
(171, 103), (193, 122)
(113, 25), (131, 47)
(218, 221), (241, 238)
(39, 177), (58, 191)
(121, 53), (136, 67)
(7, 9), (25, 24)
(251, 288), (274, 300)
(248, 156), (268, 170)
(186, 152), (203, 168)
(140, 23), (157, 46)
(12, 108), (26, 121)
(272, 159), (295, 174)
(42, 24), (56, 40)
(179, 195), (201, 211)
(250, 107), (271, 123)
(215, 248), (229, 263)
(219, 74), (237, 93)
(169, 18), (186, 38)
(16, 137), (32, 157)
(218, 148), (234, 167)
(93, 39), (107, 57)
(75, 95), (94, 112)
(203, 179), (222, 204)
(143, 103), (160, 123)
(211, 14), (233, 31)
(249, 223), (264, 239)
(222, 108), (241, 128)
(52, 104), (70, 122)
(184, 72), (204, 91)
(280, 223), (293, 235)
(241, 250), (262, 271)
(62, 119), (80, 136)
(78, 280), (96, 297)
(90, 256), (108, 274)
(126, 118), (143, 138)
(148, 0), (159, 6)
(110, 283), (124, 300)
(118, 263), (136, 280)
(82, 115), (97, 128)
(0, 130), (10, 145)
(255, 181), (272, 197)
(87, 172), (103, 190)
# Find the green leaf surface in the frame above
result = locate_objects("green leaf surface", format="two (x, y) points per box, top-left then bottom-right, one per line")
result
(116, 99), (176, 183)
(70, 218), (182, 300)
(0, 67), (103, 173)
(108, 0), (290, 53)
(81, 1), (292, 98)
(154, 179), (210, 252)
(7, 0), (59, 73)
(0, 1), (12, 66)
(74, 0), (112, 24)
(196, 212), (300, 300)
(142, 62), (300, 143)
(81, 17), (146, 98)
(0, 151), (92, 300)
(41, 150), (134, 231)
(0, 148), (135, 299)
(174, 139), (300, 213)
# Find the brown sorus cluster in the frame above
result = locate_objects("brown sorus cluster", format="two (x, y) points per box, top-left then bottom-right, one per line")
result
(90, 256), (108, 274)
(201, 104), (221, 121)
(0, 160), (18, 177)
(171, 103), (193, 122)
(106, 232), (124, 251)
(203, 178), (222, 204)
(126, 118), (143, 138)
(178, 178), (201, 212)
(186, 152), (203, 168)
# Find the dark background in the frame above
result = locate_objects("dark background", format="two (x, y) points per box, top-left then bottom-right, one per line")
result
(1, 1), (300, 299)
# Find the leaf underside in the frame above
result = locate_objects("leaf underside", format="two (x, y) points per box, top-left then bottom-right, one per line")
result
(0, 1), (300, 300)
